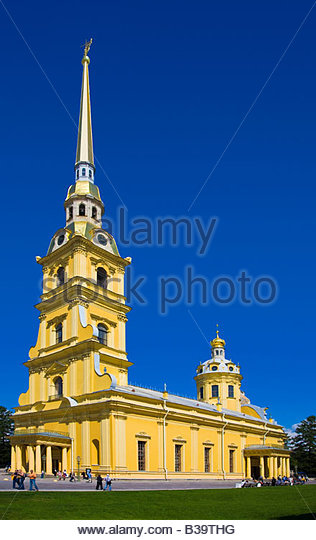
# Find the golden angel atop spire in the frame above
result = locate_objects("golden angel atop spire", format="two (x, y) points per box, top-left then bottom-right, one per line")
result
(82, 38), (93, 57)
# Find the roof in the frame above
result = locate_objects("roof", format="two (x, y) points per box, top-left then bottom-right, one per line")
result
(109, 384), (279, 425)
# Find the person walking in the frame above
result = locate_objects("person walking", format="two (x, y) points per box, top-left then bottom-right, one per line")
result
(28, 470), (39, 491)
(104, 474), (112, 491)
(96, 474), (103, 490)
(12, 470), (19, 489)
(18, 471), (26, 490)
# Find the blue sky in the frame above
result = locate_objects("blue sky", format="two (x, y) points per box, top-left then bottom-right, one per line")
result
(1, 0), (315, 429)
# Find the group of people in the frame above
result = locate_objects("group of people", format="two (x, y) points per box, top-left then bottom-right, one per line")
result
(12, 470), (39, 491)
(241, 473), (308, 488)
(96, 474), (112, 491)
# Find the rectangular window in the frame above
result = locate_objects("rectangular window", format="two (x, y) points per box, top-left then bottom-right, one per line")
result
(199, 387), (204, 399)
(175, 444), (182, 472)
(229, 449), (235, 473)
(204, 447), (211, 473)
(138, 441), (146, 471)
(228, 385), (234, 398)
(211, 385), (219, 398)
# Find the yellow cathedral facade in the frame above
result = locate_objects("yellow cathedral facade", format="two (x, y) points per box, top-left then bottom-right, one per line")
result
(11, 43), (290, 480)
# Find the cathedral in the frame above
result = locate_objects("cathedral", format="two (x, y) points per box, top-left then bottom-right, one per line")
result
(11, 44), (290, 480)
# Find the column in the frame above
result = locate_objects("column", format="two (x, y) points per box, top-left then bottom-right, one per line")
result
(246, 456), (251, 478)
(269, 456), (274, 478)
(274, 456), (278, 477)
(259, 456), (264, 478)
(35, 445), (41, 474)
(190, 426), (199, 472)
(115, 414), (127, 471)
(27, 446), (34, 472)
(16, 446), (22, 469)
(81, 420), (90, 467)
(62, 447), (68, 471)
(100, 417), (110, 468)
(46, 446), (52, 475)
(282, 457), (286, 476)
(286, 457), (290, 477)
(11, 446), (16, 471)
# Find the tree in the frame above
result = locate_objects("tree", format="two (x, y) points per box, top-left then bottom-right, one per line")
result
(0, 406), (14, 467)
(290, 416), (316, 476)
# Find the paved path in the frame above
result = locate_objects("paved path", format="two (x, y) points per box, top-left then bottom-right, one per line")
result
(0, 474), (239, 491)
(1, 473), (314, 492)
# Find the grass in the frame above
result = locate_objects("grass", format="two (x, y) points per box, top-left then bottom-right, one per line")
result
(0, 486), (315, 520)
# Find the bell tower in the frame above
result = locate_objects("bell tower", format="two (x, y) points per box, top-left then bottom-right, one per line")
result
(18, 40), (132, 411)
(194, 326), (242, 412)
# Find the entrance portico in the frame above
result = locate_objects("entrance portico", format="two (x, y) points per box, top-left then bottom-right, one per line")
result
(244, 445), (290, 479)
(10, 430), (72, 474)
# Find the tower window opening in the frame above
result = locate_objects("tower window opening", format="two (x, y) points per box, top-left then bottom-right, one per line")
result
(215, 350), (219, 355)
(175, 444), (182, 472)
(82, 168), (86, 176)
(56, 323), (63, 343)
(228, 385), (234, 398)
(97, 267), (107, 288)
(229, 449), (235, 473)
(89, 169), (92, 178)
(211, 385), (219, 398)
(92, 206), (97, 219)
(69, 206), (73, 220)
(204, 447), (211, 473)
(138, 441), (146, 471)
(54, 376), (63, 397)
(57, 267), (65, 286)
(199, 387), (204, 399)
(79, 203), (86, 216)
(97, 323), (108, 345)
(76, 169), (79, 179)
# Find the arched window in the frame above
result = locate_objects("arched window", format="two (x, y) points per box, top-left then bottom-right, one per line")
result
(79, 203), (85, 216)
(69, 206), (73, 220)
(228, 385), (234, 398)
(82, 168), (86, 176)
(57, 267), (65, 286)
(97, 267), (107, 288)
(54, 376), (63, 397)
(91, 439), (100, 465)
(211, 385), (219, 398)
(76, 169), (79, 179)
(56, 323), (63, 343)
(97, 323), (108, 345)
(89, 169), (92, 178)
(92, 206), (97, 219)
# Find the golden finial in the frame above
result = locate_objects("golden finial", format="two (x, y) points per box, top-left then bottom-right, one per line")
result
(82, 38), (93, 58)
(211, 323), (226, 349)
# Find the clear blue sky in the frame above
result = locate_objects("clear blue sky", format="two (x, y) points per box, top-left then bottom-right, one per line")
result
(1, 0), (315, 430)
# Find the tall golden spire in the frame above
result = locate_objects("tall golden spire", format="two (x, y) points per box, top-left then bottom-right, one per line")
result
(75, 39), (94, 168)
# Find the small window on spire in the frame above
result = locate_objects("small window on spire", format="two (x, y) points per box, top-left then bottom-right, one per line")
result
(69, 207), (73, 220)
(89, 170), (92, 178)
(79, 203), (85, 216)
(82, 168), (86, 177)
(76, 169), (79, 179)
(92, 206), (97, 219)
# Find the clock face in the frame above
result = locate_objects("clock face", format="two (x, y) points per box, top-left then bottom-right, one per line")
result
(97, 233), (107, 246)
(57, 234), (65, 246)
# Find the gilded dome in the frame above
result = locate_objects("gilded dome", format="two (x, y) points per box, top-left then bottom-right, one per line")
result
(210, 325), (226, 349)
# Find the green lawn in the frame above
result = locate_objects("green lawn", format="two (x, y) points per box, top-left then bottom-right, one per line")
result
(0, 486), (315, 520)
